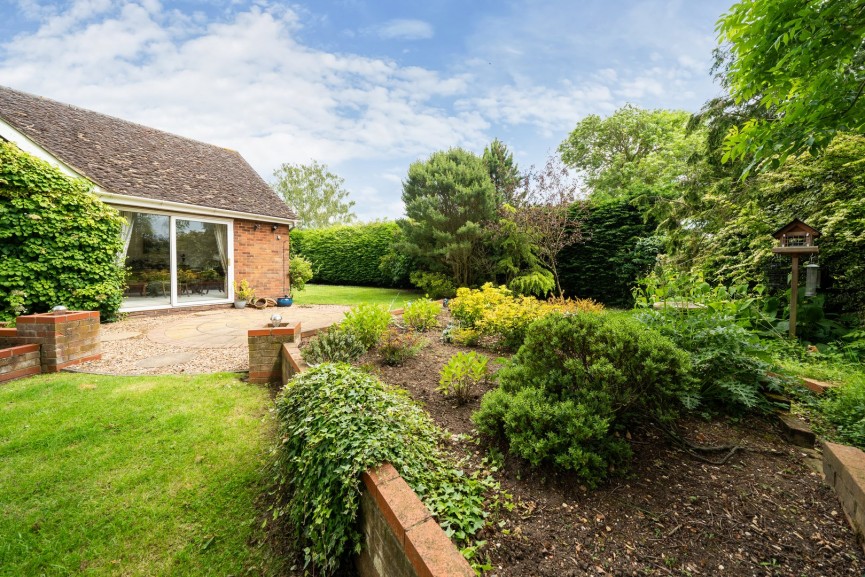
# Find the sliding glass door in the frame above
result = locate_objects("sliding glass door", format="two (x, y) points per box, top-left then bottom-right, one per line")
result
(119, 210), (232, 310)
(175, 219), (229, 304)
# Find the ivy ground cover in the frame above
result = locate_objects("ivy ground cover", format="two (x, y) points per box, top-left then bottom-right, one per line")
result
(0, 373), (283, 576)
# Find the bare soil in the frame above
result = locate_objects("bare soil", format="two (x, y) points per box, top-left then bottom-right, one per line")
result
(365, 324), (865, 577)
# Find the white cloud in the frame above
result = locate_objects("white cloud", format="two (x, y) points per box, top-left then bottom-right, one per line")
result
(372, 18), (434, 41)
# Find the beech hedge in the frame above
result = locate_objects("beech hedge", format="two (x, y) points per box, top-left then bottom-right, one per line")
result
(0, 142), (125, 321)
(290, 221), (408, 287)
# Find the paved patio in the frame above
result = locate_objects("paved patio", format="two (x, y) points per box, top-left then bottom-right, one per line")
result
(73, 305), (349, 375)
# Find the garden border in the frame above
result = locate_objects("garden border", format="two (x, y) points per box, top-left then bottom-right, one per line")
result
(276, 335), (473, 577)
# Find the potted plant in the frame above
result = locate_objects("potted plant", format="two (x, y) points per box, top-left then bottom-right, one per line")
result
(233, 279), (254, 309)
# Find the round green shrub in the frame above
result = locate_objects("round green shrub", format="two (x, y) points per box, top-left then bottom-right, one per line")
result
(274, 364), (491, 573)
(0, 142), (125, 321)
(341, 303), (392, 350)
(473, 312), (692, 486)
(402, 297), (442, 332)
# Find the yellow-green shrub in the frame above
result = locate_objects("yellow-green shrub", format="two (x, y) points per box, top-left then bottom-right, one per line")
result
(449, 283), (512, 328)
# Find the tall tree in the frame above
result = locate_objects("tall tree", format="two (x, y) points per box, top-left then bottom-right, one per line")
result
(271, 160), (356, 229)
(717, 0), (865, 171)
(558, 105), (705, 202)
(482, 138), (524, 206)
(398, 148), (497, 287)
(511, 156), (584, 297)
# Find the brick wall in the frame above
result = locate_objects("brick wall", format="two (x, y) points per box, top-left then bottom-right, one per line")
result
(15, 311), (101, 372)
(358, 464), (474, 577)
(0, 311), (101, 383)
(234, 219), (291, 300)
(822, 441), (865, 540)
(247, 323), (301, 384)
(0, 344), (41, 383)
(277, 345), (473, 577)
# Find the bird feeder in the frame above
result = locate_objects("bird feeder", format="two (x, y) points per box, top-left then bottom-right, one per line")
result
(772, 219), (820, 338)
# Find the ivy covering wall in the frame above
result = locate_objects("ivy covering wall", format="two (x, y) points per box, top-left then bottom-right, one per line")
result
(290, 221), (409, 287)
(0, 142), (125, 321)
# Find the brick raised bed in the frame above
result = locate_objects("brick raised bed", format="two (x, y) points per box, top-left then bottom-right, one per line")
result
(0, 311), (101, 384)
(247, 322), (301, 384)
(278, 344), (472, 577)
(823, 441), (865, 542)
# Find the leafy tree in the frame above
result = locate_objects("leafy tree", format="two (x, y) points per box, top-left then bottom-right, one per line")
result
(398, 148), (497, 287)
(558, 105), (705, 202)
(510, 156), (584, 297)
(717, 0), (865, 171)
(271, 160), (356, 229)
(482, 138), (524, 206)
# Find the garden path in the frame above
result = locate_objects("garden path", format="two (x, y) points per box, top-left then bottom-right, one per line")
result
(72, 305), (348, 375)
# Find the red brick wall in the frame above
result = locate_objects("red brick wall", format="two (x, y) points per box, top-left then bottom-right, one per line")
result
(234, 219), (291, 300)
(0, 344), (41, 383)
(15, 311), (101, 372)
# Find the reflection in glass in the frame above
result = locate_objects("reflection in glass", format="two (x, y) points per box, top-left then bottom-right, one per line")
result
(122, 212), (171, 307)
(176, 219), (229, 304)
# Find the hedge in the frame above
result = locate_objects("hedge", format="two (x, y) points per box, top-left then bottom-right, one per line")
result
(559, 199), (660, 308)
(0, 142), (125, 321)
(290, 221), (407, 287)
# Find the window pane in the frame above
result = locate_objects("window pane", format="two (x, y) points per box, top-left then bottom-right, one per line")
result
(176, 219), (229, 304)
(123, 212), (171, 308)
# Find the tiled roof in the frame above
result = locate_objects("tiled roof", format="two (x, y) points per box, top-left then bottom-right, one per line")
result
(0, 85), (296, 222)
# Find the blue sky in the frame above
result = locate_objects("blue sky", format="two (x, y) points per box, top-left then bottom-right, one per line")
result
(0, 0), (733, 221)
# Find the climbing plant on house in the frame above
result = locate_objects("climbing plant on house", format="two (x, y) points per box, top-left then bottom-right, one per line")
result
(0, 142), (125, 321)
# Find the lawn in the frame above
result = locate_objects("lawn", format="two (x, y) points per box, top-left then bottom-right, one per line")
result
(0, 372), (283, 577)
(293, 283), (421, 308)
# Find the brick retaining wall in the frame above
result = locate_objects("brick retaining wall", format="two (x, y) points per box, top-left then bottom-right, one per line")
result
(0, 311), (101, 383)
(0, 344), (41, 383)
(247, 322), (301, 384)
(16, 311), (101, 372)
(278, 344), (473, 577)
(823, 441), (865, 541)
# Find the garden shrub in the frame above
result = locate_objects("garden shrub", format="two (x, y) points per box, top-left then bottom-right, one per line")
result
(0, 142), (125, 321)
(508, 270), (555, 297)
(273, 364), (492, 573)
(341, 303), (391, 349)
(290, 221), (405, 287)
(409, 271), (456, 299)
(451, 327), (481, 347)
(634, 270), (782, 412)
(402, 297), (442, 332)
(302, 325), (366, 365)
(821, 376), (865, 448)
(438, 351), (489, 404)
(449, 283), (512, 328)
(450, 283), (605, 349)
(473, 312), (692, 486)
(637, 308), (781, 412)
(288, 254), (314, 293)
(377, 327), (425, 366)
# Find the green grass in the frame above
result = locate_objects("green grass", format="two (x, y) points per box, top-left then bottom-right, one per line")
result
(0, 372), (283, 577)
(293, 284), (421, 308)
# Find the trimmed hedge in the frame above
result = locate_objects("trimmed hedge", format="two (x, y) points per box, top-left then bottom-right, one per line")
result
(559, 199), (660, 308)
(0, 142), (125, 321)
(290, 221), (407, 287)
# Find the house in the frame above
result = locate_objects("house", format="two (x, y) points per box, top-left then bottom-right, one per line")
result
(0, 85), (297, 313)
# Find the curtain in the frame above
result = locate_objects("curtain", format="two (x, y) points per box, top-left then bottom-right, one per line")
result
(117, 211), (135, 265)
(214, 224), (229, 291)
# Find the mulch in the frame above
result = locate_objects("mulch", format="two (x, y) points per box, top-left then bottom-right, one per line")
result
(364, 325), (865, 577)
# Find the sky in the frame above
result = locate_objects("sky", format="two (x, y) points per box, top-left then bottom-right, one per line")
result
(0, 0), (733, 221)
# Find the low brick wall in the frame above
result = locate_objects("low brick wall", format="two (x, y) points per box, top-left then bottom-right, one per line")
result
(248, 323), (301, 384)
(0, 311), (101, 383)
(823, 441), (865, 540)
(279, 345), (473, 577)
(16, 311), (101, 372)
(0, 344), (41, 383)
(358, 464), (474, 577)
